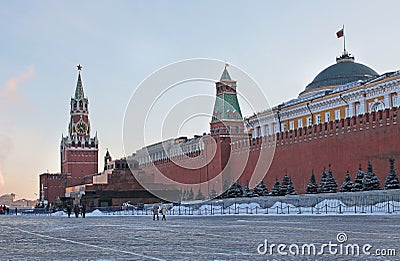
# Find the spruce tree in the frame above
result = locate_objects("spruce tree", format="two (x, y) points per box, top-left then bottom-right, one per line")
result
(384, 158), (400, 189)
(281, 174), (290, 195)
(271, 177), (282, 196)
(253, 180), (269, 196)
(363, 162), (380, 191)
(325, 165), (338, 193)
(352, 164), (364, 192)
(187, 188), (194, 200)
(195, 188), (205, 200)
(318, 168), (329, 193)
(182, 188), (188, 200)
(340, 171), (354, 192)
(243, 185), (251, 197)
(286, 177), (296, 195)
(306, 170), (318, 194)
(226, 182), (243, 198)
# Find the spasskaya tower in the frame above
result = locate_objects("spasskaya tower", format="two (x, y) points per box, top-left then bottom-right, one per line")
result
(60, 65), (99, 185)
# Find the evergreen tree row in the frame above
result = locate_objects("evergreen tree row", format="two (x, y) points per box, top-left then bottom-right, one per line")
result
(219, 174), (297, 199)
(181, 158), (400, 201)
(306, 159), (400, 194)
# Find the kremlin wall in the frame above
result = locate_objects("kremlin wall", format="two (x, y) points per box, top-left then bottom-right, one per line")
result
(40, 49), (400, 207)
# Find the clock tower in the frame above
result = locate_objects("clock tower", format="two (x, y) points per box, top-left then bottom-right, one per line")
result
(60, 65), (99, 186)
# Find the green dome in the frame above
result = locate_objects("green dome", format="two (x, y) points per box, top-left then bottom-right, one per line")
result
(305, 54), (378, 92)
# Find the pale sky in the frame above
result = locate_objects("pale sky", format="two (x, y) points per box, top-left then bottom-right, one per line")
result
(1, 1), (400, 199)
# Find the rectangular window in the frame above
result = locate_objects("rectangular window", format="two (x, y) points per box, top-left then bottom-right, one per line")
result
(315, 114), (321, 124)
(281, 123), (286, 132)
(392, 95), (398, 107)
(334, 109), (341, 120)
(324, 112), (331, 122)
(306, 117), (312, 126)
(345, 107), (349, 118)
(289, 121), (294, 130)
(355, 103), (361, 115)
(297, 119), (303, 128)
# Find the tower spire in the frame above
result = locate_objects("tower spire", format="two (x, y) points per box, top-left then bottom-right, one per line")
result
(75, 64), (85, 99)
(220, 63), (232, 81)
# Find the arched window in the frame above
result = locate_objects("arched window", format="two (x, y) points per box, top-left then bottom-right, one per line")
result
(370, 101), (385, 112)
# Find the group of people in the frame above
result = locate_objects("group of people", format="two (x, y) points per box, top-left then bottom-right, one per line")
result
(152, 203), (167, 221)
(0, 205), (10, 215)
(66, 204), (86, 218)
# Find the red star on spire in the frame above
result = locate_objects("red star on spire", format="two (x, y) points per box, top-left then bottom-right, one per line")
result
(77, 64), (83, 71)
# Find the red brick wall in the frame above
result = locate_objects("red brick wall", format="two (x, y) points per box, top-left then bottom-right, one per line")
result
(234, 108), (400, 193)
(140, 108), (400, 195)
(61, 149), (98, 186)
(39, 173), (69, 203)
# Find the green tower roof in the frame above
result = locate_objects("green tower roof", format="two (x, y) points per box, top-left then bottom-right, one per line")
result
(220, 66), (232, 81)
(74, 72), (85, 99)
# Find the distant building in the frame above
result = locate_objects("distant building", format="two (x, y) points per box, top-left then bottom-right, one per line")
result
(0, 193), (36, 207)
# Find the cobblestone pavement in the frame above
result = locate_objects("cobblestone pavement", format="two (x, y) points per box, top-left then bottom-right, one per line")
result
(0, 215), (399, 260)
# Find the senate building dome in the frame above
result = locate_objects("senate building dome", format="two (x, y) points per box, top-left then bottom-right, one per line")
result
(299, 52), (379, 97)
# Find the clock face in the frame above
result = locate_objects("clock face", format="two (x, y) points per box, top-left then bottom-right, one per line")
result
(75, 120), (88, 136)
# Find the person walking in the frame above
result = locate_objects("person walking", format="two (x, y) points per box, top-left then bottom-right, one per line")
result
(74, 205), (80, 218)
(152, 203), (159, 220)
(15, 207), (18, 216)
(161, 204), (167, 221)
(67, 205), (72, 218)
(82, 205), (86, 218)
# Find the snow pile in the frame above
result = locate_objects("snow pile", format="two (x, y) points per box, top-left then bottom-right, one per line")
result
(86, 209), (104, 217)
(315, 199), (345, 208)
(374, 200), (400, 208)
(51, 211), (64, 217)
(270, 201), (295, 209)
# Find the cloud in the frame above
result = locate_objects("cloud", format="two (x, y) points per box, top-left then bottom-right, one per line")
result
(0, 65), (35, 112)
(0, 66), (35, 190)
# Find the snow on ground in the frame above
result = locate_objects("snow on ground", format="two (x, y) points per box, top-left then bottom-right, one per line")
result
(87, 209), (104, 217)
(23, 199), (400, 217)
(314, 199), (346, 208)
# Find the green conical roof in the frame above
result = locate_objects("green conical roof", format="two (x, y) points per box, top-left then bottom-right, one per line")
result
(220, 66), (232, 81)
(74, 72), (85, 99)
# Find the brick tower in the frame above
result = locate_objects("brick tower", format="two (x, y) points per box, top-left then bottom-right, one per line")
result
(60, 65), (98, 186)
(209, 65), (246, 186)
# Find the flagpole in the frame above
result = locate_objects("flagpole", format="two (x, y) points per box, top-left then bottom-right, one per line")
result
(343, 25), (346, 53)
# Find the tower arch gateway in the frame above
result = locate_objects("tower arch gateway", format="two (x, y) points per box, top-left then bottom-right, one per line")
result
(60, 65), (99, 186)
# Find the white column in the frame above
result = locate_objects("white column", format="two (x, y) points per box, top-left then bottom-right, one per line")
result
(260, 124), (266, 136)
(360, 97), (366, 114)
(253, 126), (258, 138)
(348, 103), (354, 117)
(384, 93), (390, 109)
